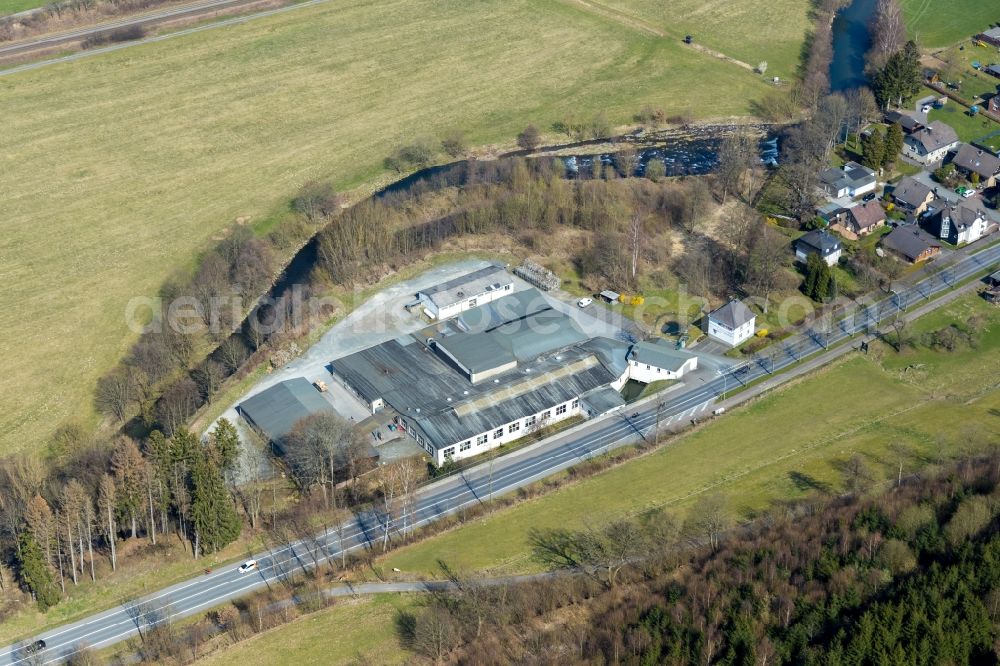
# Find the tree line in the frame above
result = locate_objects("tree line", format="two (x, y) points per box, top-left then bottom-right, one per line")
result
(2, 421), (243, 612)
(318, 154), (791, 308)
(399, 451), (1000, 664)
(93, 184), (343, 438)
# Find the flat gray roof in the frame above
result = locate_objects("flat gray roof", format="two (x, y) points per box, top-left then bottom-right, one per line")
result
(417, 265), (511, 309)
(456, 288), (550, 333)
(238, 378), (336, 444)
(435, 331), (515, 373)
(581, 386), (626, 415)
(629, 339), (698, 372)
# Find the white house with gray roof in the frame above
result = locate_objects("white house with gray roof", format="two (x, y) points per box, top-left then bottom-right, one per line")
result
(902, 121), (959, 165)
(819, 161), (876, 198)
(707, 299), (756, 347)
(416, 265), (514, 320)
(627, 339), (698, 383)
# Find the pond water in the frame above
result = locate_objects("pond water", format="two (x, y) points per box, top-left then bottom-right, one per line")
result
(830, 0), (877, 92)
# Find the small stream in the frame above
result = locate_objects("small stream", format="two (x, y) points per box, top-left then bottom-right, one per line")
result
(830, 0), (876, 92)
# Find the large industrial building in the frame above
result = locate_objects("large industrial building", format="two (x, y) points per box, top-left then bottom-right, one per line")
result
(331, 287), (697, 464)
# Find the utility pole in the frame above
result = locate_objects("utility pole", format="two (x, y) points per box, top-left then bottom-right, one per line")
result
(654, 400), (664, 446)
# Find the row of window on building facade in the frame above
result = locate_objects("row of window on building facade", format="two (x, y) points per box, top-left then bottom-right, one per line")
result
(439, 398), (579, 460)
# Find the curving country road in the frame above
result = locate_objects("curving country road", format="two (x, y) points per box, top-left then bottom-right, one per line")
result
(2, 238), (999, 665)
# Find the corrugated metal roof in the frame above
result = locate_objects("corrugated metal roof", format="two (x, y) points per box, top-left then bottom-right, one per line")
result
(330, 290), (630, 450)
(456, 288), (550, 333)
(417, 265), (511, 309)
(238, 378), (336, 443)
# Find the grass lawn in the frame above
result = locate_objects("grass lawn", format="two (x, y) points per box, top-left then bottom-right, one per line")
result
(197, 594), (416, 666)
(928, 46), (1000, 101)
(927, 101), (1000, 142)
(0, 0), (780, 455)
(0, 0), (44, 14)
(900, 0), (996, 48)
(376, 293), (1000, 576)
(590, 0), (812, 81)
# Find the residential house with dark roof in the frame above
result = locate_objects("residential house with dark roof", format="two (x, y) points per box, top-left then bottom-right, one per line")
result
(884, 110), (926, 134)
(989, 94), (1000, 115)
(844, 201), (886, 237)
(902, 121), (959, 164)
(950, 143), (1000, 188)
(890, 176), (935, 215)
(934, 202), (991, 245)
(819, 161), (877, 198)
(985, 64), (1000, 80)
(879, 227), (940, 263)
(706, 299), (756, 347)
(794, 229), (842, 267)
(979, 27), (1000, 48)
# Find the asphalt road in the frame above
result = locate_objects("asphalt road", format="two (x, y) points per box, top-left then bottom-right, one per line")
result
(2, 240), (999, 665)
(0, 0), (332, 77)
(0, 0), (260, 58)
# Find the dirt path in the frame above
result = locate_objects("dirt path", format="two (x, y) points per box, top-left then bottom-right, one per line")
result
(563, 0), (756, 72)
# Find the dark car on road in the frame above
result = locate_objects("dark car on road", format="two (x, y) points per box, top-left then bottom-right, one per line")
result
(862, 192), (877, 202)
(24, 639), (46, 654)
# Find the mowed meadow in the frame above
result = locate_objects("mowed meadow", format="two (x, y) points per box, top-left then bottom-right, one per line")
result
(592, 0), (812, 78)
(0, 0), (786, 453)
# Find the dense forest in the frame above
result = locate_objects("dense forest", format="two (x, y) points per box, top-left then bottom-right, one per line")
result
(402, 453), (1000, 665)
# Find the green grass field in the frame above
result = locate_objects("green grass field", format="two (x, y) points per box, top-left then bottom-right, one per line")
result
(197, 594), (416, 666)
(0, 0), (44, 14)
(901, 0), (997, 48)
(377, 294), (1000, 576)
(0, 0), (781, 455)
(927, 102), (1000, 142)
(586, 0), (810, 80)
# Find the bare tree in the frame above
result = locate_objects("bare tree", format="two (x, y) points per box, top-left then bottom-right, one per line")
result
(745, 223), (791, 313)
(95, 368), (139, 422)
(98, 474), (118, 571)
(612, 148), (639, 178)
(516, 125), (541, 152)
(682, 494), (730, 552)
(867, 0), (905, 71)
(375, 462), (402, 552)
(61, 481), (89, 585)
(217, 336), (249, 373)
(24, 494), (55, 566)
(395, 457), (424, 538)
(717, 130), (758, 203)
(232, 433), (267, 530)
(627, 213), (643, 281)
(843, 87), (880, 138)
